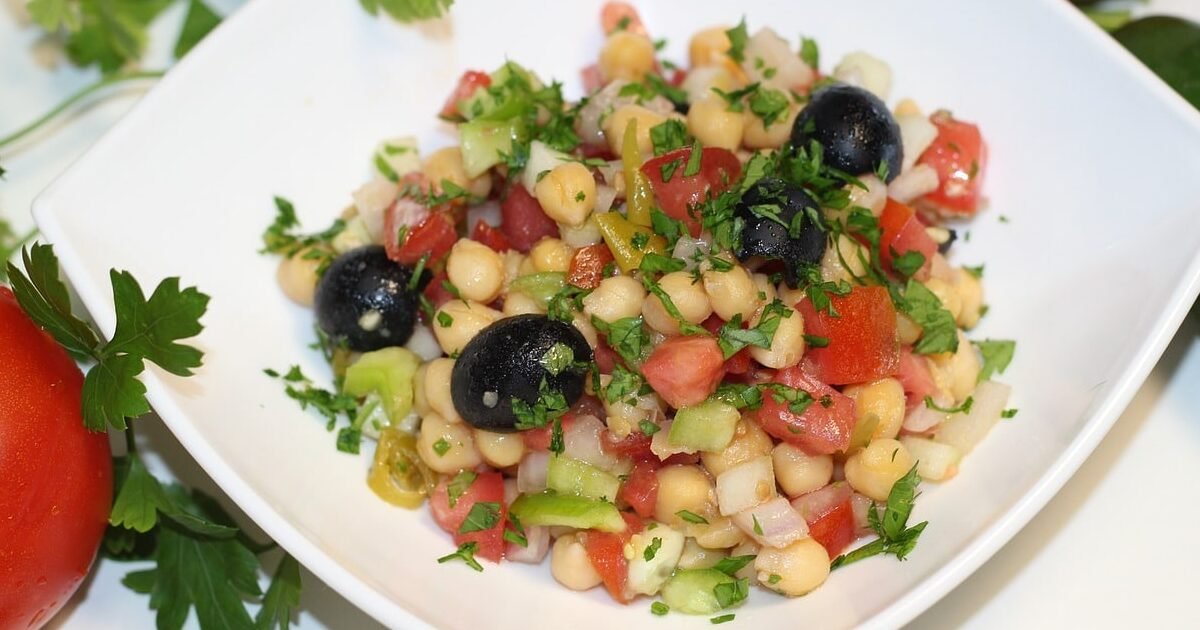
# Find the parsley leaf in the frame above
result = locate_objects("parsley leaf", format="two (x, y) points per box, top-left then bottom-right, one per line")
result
(711, 614), (736, 624)
(540, 342), (576, 376)
(974, 339), (1016, 382)
(713, 577), (749, 608)
(546, 285), (591, 322)
(676, 510), (709, 524)
(638, 252), (687, 274)
(358, 0), (454, 22)
(712, 555), (756, 576)
(725, 18), (749, 63)
(458, 502), (502, 534)
(890, 248), (927, 278)
(899, 280), (959, 355)
(512, 379), (570, 430)
(649, 119), (691, 156)
(924, 396), (974, 415)
(173, 0), (221, 58)
(437, 542), (484, 572)
(591, 316), (650, 367)
(256, 554), (302, 630)
(446, 471), (477, 508)
(748, 86), (789, 127)
(651, 602), (670, 616)
(799, 36), (820, 69)
(831, 465), (928, 569)
(643, 537), (663, 561)
(716, 301), (791, 358)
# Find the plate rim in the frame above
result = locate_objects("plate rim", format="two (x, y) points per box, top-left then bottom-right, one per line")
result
(29, 0), (1200, 627)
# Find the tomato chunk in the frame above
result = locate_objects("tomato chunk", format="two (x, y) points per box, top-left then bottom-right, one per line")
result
(641, 336), (726, 409)
(796, 286), (900, 385)
(391, 211), (457, 266)
(567, 243), (615, 289)
(640, 147), (741, 237)
(917, 111), (987, 215)
(429, 472), (507, 562)
(581, 513), (644, 603)
(754, 364), (855, 455)
(471, 220), (511, 252)
(601, 429), (655, 461)
(701, 315), (752, 375)
(879, 198), (937, 280)
(440, 70), (491, 121)
(807, 499), (857, 557)
(619, 461), (659, 519)
(501, 185), (559, 253)
(896, 346), (938, 410)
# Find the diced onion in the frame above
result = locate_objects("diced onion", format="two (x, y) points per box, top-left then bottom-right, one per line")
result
(790, 482), (852, 524)
(352, 178), (399, 243)
(404, 325), (443, 362)
(935, 380), (1011, 454)
(506, 524), (551, 564)
(887, 164), (939, 203)
(518, 450), (550, 493)
(467, 200), (501, 229)
(564, 414), (621, 472)
(715, 456), (775, 516)
(850, 492), (874, 534)
(899, 436), (962, 482)
(902, 402), (948, 434)
(732, 497), (809, 549)
(896, 113), (938, 172)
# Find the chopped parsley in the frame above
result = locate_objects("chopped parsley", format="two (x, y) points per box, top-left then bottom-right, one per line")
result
(683, 142), (704, 177)
(831, 465), (928, 569)
(752, 514), (763, 536)
(974, 339), (1016, 382)
(432, 438), (451, 456)
(512, 378), (570, 430)
(712, 577), (749, 608)
(964, 264), (985, 279)
(890, 248), (927, 278)
(676, 510), (709, 524)
(748, 86), (790, 127)
(649, 119), (692, 156)
(643, 537), (663, 561)
(540, 342), (576, 376)
(458, 502), (502, 534)
(768, 573), (782, 585)
(803, 334), (830, 348)
(604, 365), (645, 404)
(799, 36), (820, 69)
(591, 316), (651, 366)
(923, 396), (974, 415)
(1001, 408), (1019, 419)
(899, 280), (959, 354)
(437, 311), (454, 328)
(446, 471), (477, 508)
(260, 196), (345, 274)
(715, 300), (792, 358)
(437, 542), (484, 572)
(712, 555), (755, 576)
(725, 18), (749, 63)
(639, 420), (661, 436)
(546, 285), (591, 322)
(651, 602), (670, 616)
(711, 614), (736, 625)
(639, 252), (688, 274)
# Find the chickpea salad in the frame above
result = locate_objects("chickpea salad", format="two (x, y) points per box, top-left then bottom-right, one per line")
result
(262, 3), (1016, 620)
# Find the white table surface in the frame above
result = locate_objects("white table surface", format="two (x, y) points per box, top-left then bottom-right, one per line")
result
(3, 1), (1197, 628)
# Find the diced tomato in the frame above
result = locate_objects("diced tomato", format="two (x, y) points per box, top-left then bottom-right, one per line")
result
(896, 347), (938, 410)
(581, 512), (644, 603)
(600, 1), (647, 36)
(521, 416), (578, 452)
(669, 68), (688, 87)
(917, 111), (987, 216)
(500, 185), (559, 253)
(754, 364), (856, 455)
(565, 394), (607, 423)
(579, 142), (616, 161)
(440, 70), (491, 121)
(795, 286), (900, 386)
(640, 147), (742, 237)
(429, 472), (507, 562)
(390, 211), (457, 266)
(619, 461), (659, 519)
(593, 339), (621, 374)
(471, 220), (511, 252)
(567, 243), (615, 289)
(701, 315), (753, 375)
(641, 336), (726, 409)
(600, 429), (655, 461)
(806, 499), (857, 557)
(878, 198), (937, 280)
(422, 270), (455, 311)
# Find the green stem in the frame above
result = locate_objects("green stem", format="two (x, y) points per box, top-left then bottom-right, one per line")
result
(0, 70), (166, 150)
(124, 421), (138, 456)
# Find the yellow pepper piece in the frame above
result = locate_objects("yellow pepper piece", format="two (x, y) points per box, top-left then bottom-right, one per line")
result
(596, 212), (666, 273)
(368, 428), (436, 509)
(622, 119), (654, 227)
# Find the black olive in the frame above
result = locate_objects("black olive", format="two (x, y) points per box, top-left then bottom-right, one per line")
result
(673, 99), (690, 116)
(791, 84), (902, 182)
(313, 245), (422, 352)
(937, 228), (958, 254)
(451, 315), (592, 433)
(734, 178), (827, 288)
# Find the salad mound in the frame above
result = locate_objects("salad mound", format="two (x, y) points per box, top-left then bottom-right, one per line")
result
(265, 2), (1014, 618)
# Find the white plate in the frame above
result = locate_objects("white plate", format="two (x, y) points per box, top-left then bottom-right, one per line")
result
(32, 0), (1200, 627)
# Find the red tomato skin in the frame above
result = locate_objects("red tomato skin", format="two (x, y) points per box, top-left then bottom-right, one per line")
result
(878, 199), (937, 280)
(754, 364), (856, 455)
(471, 220), (511, 252)
(641, 336), (727, 409)
(640, 148), (742, 237)
(601, 429), (655, 461)
(440, 70), (491, 121)
(806, 499), (857, 557)
(593, 340), (620, 375)
(701, 315), (752, 375)
(796, 286), (900, 385)
(392, 212), (458, 266)
(619, 461), (659, 519)
(567, 244), (615, 290)
(896, 347), (938, 410)
(0, 287), (112, 628)
(917, 112), (987, 215)
(500, 185), (559, 253)
(422, 270), (456, 313)
(581, 513), (644, 603)
(429, 471), (507, 562)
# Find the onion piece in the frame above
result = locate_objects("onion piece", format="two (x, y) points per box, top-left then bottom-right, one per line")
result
(352, 178), (399, 243)
(903, 402), (948, 434)
(564, 414), (621, 472)
(887, 163), (939, 203)
(732, 497), (809, 549)
(715, 456), (775, 516)
(935, 380), (1011, 454)
(517, 451), (550, 493)
(466, 200), (501, 229)
(899, 436), (962, 482)
(650, 419), (696, 461)
(850, 492), (874, 534)
(506, 524), (550, 564)
(790, 482), (852, 524)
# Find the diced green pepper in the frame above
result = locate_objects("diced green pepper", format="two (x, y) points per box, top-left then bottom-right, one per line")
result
(342, 347), (420, 426)
(546, 456), (621, 501)
(509, 272), (567, 307)
(508, 492), (626, 532)
(669, 400), (741, 453)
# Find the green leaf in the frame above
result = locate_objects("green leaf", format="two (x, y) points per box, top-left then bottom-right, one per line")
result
(81, 353), (148, 430)
(6, 244), (100, 358)
(109, 453), (173, 533)
(105, 270), (209, 376)
(900, 280), (959, 355)
(256, 554), (302, 630)
(974, 338), (1016, 382)
(27, 0), (76, 31)
(361, 0), (454, 22)
(174, 0), (221, 58)
(1113, 16), (1200, 109)
(724, 17), (748, 63)
(880, 465), (920, 540)
(62, 0), (174, 74)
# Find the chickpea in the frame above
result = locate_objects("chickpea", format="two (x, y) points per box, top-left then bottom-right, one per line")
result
(749, 303), (805, 369)
(929, 330), (980, 402)
(702, 261), (760, 323)
(844, 438), (914, 501)
(529, 238), (573, 273)
(551, 533), (603, 591)
(691, 515), (746, 549)
(583, 275), (646, 324)
(474, 429), (525, 468)
(954, 267), (985, 329)
(417, 412), (482, 474)
(922, 277), (962, 322)
(534, 163), (597, 228)
(689, 26), (733, 68)
(423, 358), (461, 423)
(896, 312), (922, 345)
(755, 538), (830, 597)
(602, 105), (666, 157)
(276, 251), (320, 306)
(681, 65), (740, 106)
(642, 271), (712, 336)
(771, 444), (834, 498)
(502, 291), (544, 316)
(598, 31), (657, 83)
(446, 239), (505, 304)
(654, 465), (716, 527)
(751, 273), (777, 304)
(701, 419), (774, 478)
(687, 96), (744, 151)
(842, 378), (906, 440)
(432, 299), (502, 355)
(423, 146), (491, 198)
(820, 234), (870, 284)
(677, 538), (728, 570)
(742, 104), (799, 150)
(571, 311), (600, 350)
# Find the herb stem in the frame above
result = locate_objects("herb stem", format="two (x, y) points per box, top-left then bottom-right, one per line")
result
(124, 422), (138, 456)
(0, 70), (166, 150)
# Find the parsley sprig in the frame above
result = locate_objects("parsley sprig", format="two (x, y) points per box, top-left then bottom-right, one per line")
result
(831, 465), (928, 568)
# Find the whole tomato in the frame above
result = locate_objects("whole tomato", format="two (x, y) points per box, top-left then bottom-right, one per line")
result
(0, 286), (112, 629)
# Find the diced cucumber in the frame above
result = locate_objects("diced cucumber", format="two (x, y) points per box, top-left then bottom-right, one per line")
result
(342, 347), (420, 426)
(668, 400), (741, 453)
(331, 215), (373, 254)
(660, 568), (736, 615)
(458, 61), (545, 121)
(547, 456), (621, 501)
(626, 523), (686, 596)
(509, 272), (566, 307)
(508, 492), (626, 532)
(520, 140), (572, 194)
(459, 117), (525, 178)
(372, 136), (420, 182)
